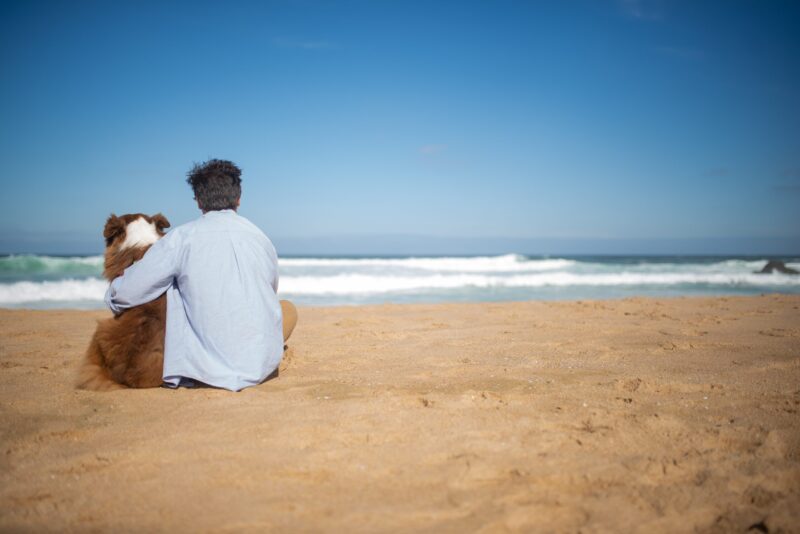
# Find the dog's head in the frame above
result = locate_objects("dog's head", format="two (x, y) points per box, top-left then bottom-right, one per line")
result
(102, 213), (170, 281)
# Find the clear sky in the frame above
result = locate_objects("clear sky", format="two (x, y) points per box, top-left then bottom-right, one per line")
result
(1, 0), (798, 254)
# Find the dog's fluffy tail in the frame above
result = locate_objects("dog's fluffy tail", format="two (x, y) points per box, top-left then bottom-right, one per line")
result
(76, 337), (124, 391)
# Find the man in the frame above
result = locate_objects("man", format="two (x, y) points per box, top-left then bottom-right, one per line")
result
(105, 159), (296, 391)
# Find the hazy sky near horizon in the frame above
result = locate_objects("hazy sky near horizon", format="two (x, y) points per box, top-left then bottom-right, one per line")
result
(1, 0), (799, 253)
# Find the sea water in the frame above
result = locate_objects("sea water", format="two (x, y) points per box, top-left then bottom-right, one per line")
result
(1, 253), (799, 309)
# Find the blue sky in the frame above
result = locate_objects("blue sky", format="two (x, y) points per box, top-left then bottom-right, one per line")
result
(1, 0), (798, 254)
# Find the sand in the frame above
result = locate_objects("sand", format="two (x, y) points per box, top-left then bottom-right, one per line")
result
(1, 295), (799, 532)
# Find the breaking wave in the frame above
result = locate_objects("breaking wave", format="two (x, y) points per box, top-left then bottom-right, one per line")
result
(1, 254), (798, 307)
(281, 254), (574, 272)
(0, 278), (108, 305)
(279, 271), (800, 295)
(0, 254), (103, 281)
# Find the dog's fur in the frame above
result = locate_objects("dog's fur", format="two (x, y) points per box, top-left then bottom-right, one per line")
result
(77, 213), (171, 390)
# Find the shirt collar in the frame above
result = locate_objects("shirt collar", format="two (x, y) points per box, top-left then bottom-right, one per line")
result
(203, 209), (236, 217)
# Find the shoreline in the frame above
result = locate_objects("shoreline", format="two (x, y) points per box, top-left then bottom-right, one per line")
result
(4, 289), (800, 312)
(1, 295), (799, 531)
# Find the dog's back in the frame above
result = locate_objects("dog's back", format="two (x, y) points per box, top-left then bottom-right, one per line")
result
(77, 213), (170, 390)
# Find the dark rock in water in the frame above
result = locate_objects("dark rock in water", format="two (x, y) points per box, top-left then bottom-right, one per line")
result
(756, 260), (799, 275)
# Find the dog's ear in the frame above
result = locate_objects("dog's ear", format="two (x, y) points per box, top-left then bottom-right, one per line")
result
(151, 213), (170, 233)
(103, 214), (125, 246)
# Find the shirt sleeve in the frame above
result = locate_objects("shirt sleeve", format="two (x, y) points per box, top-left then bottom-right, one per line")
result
(105, 230), (181, 314)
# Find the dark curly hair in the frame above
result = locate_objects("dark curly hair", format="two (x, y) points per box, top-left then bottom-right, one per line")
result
(186, 159), (242, 211)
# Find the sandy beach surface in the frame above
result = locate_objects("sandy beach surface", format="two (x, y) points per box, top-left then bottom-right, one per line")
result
(1, 296), (799, 532)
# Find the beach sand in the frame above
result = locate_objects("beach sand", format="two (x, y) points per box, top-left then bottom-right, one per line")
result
(1, 295), (799, 532)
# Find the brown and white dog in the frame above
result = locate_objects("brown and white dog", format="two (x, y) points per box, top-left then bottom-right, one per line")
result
(77, 213), (171, 390)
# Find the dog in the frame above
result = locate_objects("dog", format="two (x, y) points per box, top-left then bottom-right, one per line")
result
(77, 213), (170, 390)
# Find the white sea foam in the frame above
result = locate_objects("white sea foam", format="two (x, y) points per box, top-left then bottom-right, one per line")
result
(278, 271), (800, 295)
(0, 278), (108, 304)
(281, 254), (574, 272)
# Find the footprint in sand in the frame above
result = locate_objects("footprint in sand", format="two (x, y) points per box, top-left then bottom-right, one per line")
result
(759, 328), (799, 338)
(279, 347), (294, 372)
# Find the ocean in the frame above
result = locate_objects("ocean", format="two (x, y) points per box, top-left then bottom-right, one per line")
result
(1, 253), (799, 309)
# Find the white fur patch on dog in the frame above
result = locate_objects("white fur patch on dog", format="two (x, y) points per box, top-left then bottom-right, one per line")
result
(120, 217), (160, 250)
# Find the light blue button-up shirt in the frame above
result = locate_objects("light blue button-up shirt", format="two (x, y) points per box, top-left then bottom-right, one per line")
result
(105, 209), (283, 391)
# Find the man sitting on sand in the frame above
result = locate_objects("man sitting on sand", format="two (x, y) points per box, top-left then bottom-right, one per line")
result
(105, 159), (296, 391)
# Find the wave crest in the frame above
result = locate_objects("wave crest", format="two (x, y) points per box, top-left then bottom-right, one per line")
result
(279, 271), (800, 295)
(0, 255), (103, 276)
(281, 254), (574, 273)
(0, 278), (108, 304)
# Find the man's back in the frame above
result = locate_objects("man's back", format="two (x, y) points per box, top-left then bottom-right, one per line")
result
(107, 209), (284, 391)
